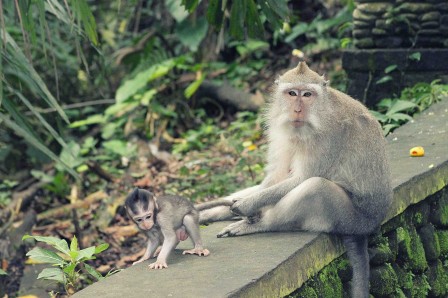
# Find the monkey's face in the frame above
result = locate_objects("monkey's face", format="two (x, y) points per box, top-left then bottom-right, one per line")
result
(125, 201), (157, 231)
(127, 207), (155, 231)
(280, 85), (319, 128)
(124, 188), (158, 231)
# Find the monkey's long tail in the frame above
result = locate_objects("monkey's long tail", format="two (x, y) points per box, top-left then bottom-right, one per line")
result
(194, 199), (234, 211)
(343, 235), (369, 298)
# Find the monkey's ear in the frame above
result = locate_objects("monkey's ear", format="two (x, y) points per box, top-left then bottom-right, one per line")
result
(274, 75), (280, 85)
(320, 74), (330, 87)
(153, 195), (159, 210)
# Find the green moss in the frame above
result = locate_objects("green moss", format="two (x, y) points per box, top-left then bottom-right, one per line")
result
(430, 196), (448, 228)
(287, 286), (318, 298)
(397, 226), (428, 273)
(370, 240), (394, 265)
(412, 274), (430, 298)
(392, 264), (413, 292)
(312, 264), (343, 298)
(334, 257), (352, 283)
(418, 224), (440, 261)
(436, 230), (448, 257)
(427, 260), (448, 297)
(370, 263), (399, 296)
(413, 212), (424, 226)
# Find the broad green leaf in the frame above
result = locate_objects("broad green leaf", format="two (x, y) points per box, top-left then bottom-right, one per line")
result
(140, 89), (157, 106)
(104, 101), (139, 117)
(246, 0), (264, 39)
(102, 140), (136, 157)
(181, 0), (199, 12)
(259, 0), (283, 29)
(167, 0), (189, 22)
(0, 269), (7, 275)
(382, 124), (398, 136)
(376, 75), (393, 85)
(26, 247), (66, 266)
(70, 114), (105, 128)
(184, 73), (205, 99)
(264, 0), (289, 20)
(95, 243), (110, 254)
(30, 170), (54, 183)
(76, 246), (96, 261)
(285, 23), (308, 43)
(69, 250), (80, 260)
(386, 100), (417, 115)
(84, 263), (104, 281)
(230, 0), (246, 39)
(368, 110), (388, 123)
(384, 64), (397, 74)
(62, 262), (77, 276)
(23, 235), (70, 255)
(389, 113), (413, 122)
(176, 17), (209, 52)
(58, 141), (83, 170)
(409, 52), (421, 61)
(206, 0), (224, 30)
(70, 236), (79, 252)
(115, 59), (176, 102)
(37, 268), (65, 283)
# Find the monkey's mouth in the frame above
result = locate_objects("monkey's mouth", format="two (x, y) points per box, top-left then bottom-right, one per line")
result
(291, 120), (305, 128)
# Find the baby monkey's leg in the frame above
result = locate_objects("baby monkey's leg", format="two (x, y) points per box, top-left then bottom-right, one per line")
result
(182, 213), (210, 256)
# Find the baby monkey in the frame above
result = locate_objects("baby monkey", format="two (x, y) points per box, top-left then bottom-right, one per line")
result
(125, 188), (210, 269)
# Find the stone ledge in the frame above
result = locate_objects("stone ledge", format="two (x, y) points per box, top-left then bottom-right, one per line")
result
(74, 99), (448, 298)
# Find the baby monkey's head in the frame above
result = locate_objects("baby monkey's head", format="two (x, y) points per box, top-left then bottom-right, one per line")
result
(125, 188), (158, 231)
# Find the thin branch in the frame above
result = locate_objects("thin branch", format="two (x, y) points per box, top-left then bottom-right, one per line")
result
(25, 99), (115, 114)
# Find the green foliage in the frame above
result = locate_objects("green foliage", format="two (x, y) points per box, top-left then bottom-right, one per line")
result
(185, 0), (289, 39)
(167, 111), (264, 200)
(0, 180), (18, 208)
(1, 0), (99, 178)
(371, 80), (448, 135)
(22, 234), (112, 294)
(284, 3), (354, 55)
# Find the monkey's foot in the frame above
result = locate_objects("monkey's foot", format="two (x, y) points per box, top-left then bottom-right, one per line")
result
(230, 198), (257, 216)
(182, 248), (210, 257)
(148, 261), (168, 269)
(217, 220), (261, 238)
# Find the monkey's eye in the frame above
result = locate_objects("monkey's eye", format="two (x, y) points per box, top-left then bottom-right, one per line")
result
(145, 215), (152, 220)
(302, 91), (313, 97)
(288, 90), (298, 96)
(136, 219), (142, 222)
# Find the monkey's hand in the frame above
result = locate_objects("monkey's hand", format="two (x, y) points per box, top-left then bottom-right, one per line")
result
(148, 260), (168, 269)
(230, 198), (257, 216)
(217, 220), (260, 238)
(183, 248), (210, 256)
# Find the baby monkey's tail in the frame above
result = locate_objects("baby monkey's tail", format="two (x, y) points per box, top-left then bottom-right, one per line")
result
(194, 199), (234, 211)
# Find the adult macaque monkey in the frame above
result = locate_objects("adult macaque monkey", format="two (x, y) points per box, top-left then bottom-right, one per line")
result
(200, 62), (392, 297)
(125, 188), (210, 269)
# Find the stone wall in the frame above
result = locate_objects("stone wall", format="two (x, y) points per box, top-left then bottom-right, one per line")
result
(352, 0), (448, 49)
(344, 0), (448, 107)
(288, 186), (448, 298)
